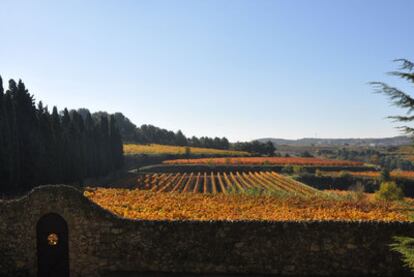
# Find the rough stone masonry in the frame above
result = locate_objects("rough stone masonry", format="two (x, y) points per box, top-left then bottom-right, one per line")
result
(0, 185), (413, 276)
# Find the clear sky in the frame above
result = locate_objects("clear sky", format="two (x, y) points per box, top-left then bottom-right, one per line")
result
(1, 0), (413, 142)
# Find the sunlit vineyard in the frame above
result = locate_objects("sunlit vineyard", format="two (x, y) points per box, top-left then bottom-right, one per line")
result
(136, 171), (319, 196)
(85, 188), (410, 221)
(163, 157), (364, 166)
(123, 144), (249, 156)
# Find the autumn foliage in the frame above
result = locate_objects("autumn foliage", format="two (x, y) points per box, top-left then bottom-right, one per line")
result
(123, 144), (248, 156)
(163, 157), (364, 166)
(136, 171), (319, 196)
(85, 188), (410, 221)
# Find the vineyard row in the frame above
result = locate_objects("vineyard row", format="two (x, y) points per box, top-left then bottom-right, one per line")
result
(163, 157), (363, 166)
(137, 171), (319, 196)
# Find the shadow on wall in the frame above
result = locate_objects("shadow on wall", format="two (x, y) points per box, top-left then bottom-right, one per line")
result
(0, 185), (412, 277)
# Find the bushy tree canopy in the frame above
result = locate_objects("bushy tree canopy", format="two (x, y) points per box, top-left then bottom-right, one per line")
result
(371, 59), (414, 135)
(99, 111), (232, 150)
(232, 140), (275, 156)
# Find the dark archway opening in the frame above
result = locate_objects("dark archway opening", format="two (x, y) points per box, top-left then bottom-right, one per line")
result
(36, 213), (69, 277)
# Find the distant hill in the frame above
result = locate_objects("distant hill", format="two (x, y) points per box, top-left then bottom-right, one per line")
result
(257, 136), (412, 147)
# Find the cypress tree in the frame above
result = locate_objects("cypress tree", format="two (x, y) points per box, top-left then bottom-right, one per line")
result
(69, 110), (86, 183)
(83, 110), (97, 177)
(109, 115), (124, 170)
(36, 102), (53, 183)
(98, 116), (110, 174)
(50, 107), (62, 183)
(60, 108), (73, 182)
(5, 80), (21, 188)
(0, 76), (4, 190)
(14, 80), (38, 187)
(0, 78), (124, 193)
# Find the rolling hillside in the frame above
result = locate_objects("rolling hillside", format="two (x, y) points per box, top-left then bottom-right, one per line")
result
(257, 136), (411, 147)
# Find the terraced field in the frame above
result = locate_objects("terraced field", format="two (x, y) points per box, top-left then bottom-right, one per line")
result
(136, 171), (319, 196)
(163, 157), (364, 166)
(124, 144), (249, 156)
(85, 188), (410, 221)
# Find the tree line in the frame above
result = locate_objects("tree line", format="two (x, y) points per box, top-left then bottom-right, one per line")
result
(97, 111), (277, 154)
(95, 112), (231, 149)
(0, 77), (123, 193)
(232, 140), (276, 156)
(336, 148), (414, 171)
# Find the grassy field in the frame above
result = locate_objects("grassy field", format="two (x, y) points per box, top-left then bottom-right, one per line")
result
(85, 188), (410, 221)
(123, 144), (249, 156)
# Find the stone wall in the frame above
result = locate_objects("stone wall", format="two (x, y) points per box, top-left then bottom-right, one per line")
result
(0, 185), (413, 276)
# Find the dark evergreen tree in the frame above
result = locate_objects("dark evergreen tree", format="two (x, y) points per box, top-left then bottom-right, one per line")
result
(371, 59), (414, 134)
(0, 76), (5, 190)
(175, 130), (188, 146)
(373, 59), (414, 270)
(50, 106), (63, 183)
(232, 140), (276, 156)
(0, 78), (124, 193)
(109, 115), (124, 169)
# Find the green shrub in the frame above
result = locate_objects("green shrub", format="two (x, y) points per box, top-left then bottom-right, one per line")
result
(375, 181), (404, 201)
(338, 170), (352, 178)
(315, 169), (323, 177)
(348, 182), (365, 202)
(380, 168), (391, 182)
(292, 165), (304, 174)
(391, 236), (414, 271)
(282, 165), (293, 174)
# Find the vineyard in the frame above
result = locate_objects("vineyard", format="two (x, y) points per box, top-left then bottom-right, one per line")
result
(320, 170), (414, 180)
(85, 188), (410, 221)
(136, 171), (319, 196)
(163, 157), (364, 166)
(123, 144), (249, 156)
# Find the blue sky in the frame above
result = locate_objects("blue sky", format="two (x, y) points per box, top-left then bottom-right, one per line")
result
(0, 0), (413, 141)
